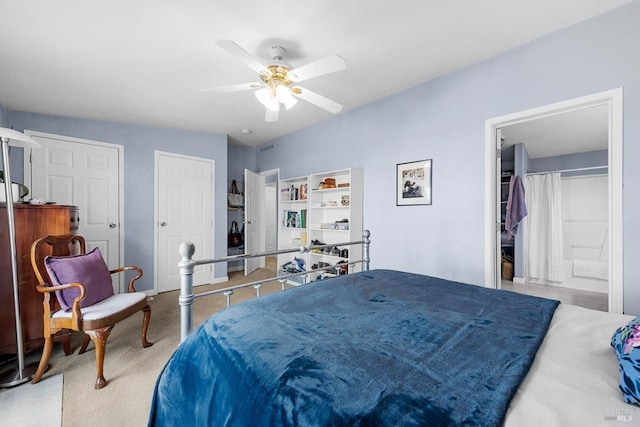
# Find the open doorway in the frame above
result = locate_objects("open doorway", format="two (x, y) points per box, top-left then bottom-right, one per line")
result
(484, 89), (623, 313)
(499, 106), (608, 311)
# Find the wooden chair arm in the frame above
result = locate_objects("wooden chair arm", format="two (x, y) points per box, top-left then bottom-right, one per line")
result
(110, 266), (143, 293)
(36, 282), (85, 330)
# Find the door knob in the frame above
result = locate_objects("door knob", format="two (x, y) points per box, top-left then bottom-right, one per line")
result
(160, 221), (167, 227)
(109, 223), (117, 228)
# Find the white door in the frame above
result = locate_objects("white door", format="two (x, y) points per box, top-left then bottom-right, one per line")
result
(25, 131), (123, 293)
(156, 152), (213, 293)
(265, 184), (277, 251)
(244, 169), (265, 275)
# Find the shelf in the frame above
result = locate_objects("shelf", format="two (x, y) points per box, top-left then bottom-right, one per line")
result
(310, 252), (348, 260)
(309, 205), (349, 209)
(310, 187), (350, 194)
(309, 228), (349, 233)
(278, 168), (362, 279)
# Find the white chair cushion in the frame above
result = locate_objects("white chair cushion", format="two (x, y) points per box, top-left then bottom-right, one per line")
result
(52, 292), (147, 321)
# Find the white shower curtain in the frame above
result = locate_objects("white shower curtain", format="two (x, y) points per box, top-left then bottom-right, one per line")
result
(525, 173), (564, 284)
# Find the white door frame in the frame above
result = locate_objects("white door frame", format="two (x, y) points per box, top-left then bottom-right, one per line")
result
(484, 88), (623, 313)
(153, 150), (215, 293)
(23, 130), (125, 274)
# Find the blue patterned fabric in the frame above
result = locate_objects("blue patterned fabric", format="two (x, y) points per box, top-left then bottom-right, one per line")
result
(149, 269), (559, 427)
(611, 317), (640, 405)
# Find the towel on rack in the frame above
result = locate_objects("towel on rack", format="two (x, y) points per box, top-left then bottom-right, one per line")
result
(506, 175), (527, 239)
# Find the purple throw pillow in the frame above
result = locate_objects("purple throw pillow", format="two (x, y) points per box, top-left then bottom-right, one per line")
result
(44, 247), (114, 311)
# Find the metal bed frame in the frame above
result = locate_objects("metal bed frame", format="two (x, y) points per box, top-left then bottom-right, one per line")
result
(177, 230), (371, 342)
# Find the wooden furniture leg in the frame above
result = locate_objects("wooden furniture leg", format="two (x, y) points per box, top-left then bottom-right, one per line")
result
(141, 305), (153, 348)
(54, 331), (72, 355)
(86, 326), (113, 389)
(78, 333), (91, 354)
(31, 336), (53, 384)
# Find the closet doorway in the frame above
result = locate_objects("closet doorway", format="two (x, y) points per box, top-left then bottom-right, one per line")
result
(484, 89), (623, 313)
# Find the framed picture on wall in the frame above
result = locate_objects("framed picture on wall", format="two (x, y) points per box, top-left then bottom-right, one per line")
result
(396, 159), (432, 206)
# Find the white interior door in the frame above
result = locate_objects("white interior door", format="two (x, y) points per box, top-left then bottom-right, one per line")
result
(25, 131), (123, 293)
(265, 184), (277, 251)
(244, 169), (265, 275)
(156, 152), (214, 292)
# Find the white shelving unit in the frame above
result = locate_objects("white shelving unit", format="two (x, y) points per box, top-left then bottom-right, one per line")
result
(277, 169), (363, 285)
(277, 176), (309, 285)
(307, 168), (363, 282)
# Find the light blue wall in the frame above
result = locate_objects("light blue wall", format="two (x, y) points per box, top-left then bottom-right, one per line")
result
(531, 150), (608, 177)
(5, 111), (228, 291)
(258, 1), (640, 314)
(228, 143), (256, 181)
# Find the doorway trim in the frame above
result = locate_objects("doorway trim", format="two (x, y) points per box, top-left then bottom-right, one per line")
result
(484, 88), (623, 313)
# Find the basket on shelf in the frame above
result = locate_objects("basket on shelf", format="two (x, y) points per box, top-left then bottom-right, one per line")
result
(501, 250), (514, 280)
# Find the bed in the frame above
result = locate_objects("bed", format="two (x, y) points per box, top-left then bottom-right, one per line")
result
(148, 265), (637, 426)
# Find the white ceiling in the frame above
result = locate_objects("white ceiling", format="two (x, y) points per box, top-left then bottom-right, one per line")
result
(501, 104), (610, 159)
(0, 0), (630, 146)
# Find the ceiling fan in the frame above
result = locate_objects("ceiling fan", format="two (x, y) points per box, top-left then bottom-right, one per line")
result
(201, 40), (346, 122)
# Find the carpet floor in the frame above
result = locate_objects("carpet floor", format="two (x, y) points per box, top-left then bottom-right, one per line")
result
(3, 264), (280, 427)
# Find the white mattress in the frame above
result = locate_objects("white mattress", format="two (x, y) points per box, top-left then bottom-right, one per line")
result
(505, 303), (636, 426)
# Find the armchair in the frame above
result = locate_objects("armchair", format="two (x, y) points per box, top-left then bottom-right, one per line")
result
(30, 234), (152, 389)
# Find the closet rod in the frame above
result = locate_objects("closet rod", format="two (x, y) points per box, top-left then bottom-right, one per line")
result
(526, 165), (607, 176)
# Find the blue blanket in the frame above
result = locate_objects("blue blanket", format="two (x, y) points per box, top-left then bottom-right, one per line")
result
(149, 269), (559, 426)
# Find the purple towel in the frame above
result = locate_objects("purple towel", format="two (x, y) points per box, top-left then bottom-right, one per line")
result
(506, 175), (527, 239)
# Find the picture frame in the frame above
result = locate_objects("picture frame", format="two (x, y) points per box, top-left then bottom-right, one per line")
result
(396, 159), (432, 206)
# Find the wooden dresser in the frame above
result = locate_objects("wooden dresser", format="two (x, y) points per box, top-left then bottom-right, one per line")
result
(0, 203), (79, 355)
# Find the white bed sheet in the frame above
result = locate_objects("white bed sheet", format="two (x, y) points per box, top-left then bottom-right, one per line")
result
(505, 303), (636, 426)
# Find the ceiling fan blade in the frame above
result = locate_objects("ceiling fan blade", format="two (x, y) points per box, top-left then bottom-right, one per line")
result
(199, 82), (264, 94)
(215, 40), (270, 76)
(292, 86), (343, 114)
(265, 106), (280, 122)
(288, 55), (346, 82)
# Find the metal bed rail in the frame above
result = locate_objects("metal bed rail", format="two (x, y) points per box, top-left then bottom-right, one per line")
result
(178, 230), (371, 342)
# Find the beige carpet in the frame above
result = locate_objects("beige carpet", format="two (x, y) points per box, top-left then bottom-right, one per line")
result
(35, 264), (281, 427)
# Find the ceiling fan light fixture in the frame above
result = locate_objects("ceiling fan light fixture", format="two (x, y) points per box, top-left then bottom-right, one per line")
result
(255, 87), (279, 112)
(276, 85), (298, 110)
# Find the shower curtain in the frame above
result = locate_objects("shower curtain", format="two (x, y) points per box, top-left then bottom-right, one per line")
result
(525, 173), (564, 284)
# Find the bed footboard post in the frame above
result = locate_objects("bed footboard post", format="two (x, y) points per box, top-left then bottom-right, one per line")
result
(178, 241), (196, 342)
(362, 229), (370, 271)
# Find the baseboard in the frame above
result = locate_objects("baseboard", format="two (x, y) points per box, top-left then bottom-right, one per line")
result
(513, 277), (525, 284)
(212, 276), (230, 284)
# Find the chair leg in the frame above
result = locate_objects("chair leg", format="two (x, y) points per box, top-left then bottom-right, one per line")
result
(61, 333), (72, 356)
(78, 333), (91, 354)
(31, 336), (54, 384)
(141, 304), (153, 348)
(53, 330), (72, 355)
(85, 326), (113, 389)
